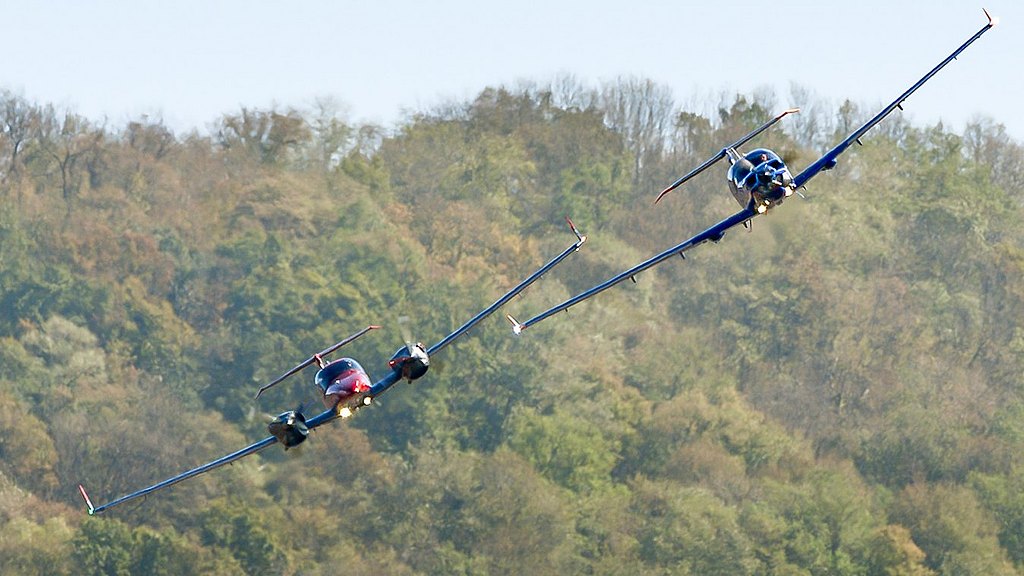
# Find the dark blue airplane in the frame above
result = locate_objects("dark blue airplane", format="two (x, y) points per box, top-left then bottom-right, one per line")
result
(78, 219), (586, 514)
(507, 9), (996, 335)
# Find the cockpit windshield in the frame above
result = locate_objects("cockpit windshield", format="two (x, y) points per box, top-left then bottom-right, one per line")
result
(315, 358), (365, 391)
(745, 148), (783, 169)
(730, 148), (786, 191)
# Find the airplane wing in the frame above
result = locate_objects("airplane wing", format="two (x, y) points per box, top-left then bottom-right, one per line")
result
(508, 11), (996, 336)
(427, 217), (587, 356)
(80, 403), (364, 515)
(79, 218), (587, 514)
(508, 208), (756, 333)
(78, 436), (278, 515)
(306, 220), (586, 422)
(791, 9), (997, 190)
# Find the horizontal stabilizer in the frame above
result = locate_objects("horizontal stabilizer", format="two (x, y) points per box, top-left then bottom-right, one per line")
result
(255, 325), (381, 399)
(655, 108), (798, 204)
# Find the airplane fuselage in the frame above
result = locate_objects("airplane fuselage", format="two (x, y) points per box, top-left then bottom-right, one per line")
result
(315, 358), (373, 409)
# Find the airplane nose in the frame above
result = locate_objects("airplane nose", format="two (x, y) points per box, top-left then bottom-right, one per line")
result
(326, 373), (370, 397)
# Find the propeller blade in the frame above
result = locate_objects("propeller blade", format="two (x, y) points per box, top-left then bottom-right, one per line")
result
(397, 315), (415, 350)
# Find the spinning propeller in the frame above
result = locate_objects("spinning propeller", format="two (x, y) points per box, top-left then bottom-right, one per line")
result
(267, 402), (310, 449)
(388, 316), (430, 381)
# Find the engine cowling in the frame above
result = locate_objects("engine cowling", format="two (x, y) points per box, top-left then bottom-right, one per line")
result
(268, 410), (309, 449)
(389, 343), (430, 381)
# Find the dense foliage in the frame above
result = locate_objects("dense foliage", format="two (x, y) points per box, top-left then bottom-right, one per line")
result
(1, 79), (1023, 574)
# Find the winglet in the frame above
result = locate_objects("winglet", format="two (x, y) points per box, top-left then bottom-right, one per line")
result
(78, 484), (96, 515)
(653, 184), (675, 205)
(506, 314), (524, 335)
(565, 216), (586, 246)
(983, 8), (999, 27)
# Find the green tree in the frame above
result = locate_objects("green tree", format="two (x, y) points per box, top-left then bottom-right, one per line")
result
(890, 482), (1016, 575)
(72, 517), (135, 576)
(505, 407), (619, 493)
(200, 500), (286, 575)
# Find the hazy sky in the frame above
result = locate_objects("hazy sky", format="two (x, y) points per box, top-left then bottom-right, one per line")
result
(4, 1), (1020, 141)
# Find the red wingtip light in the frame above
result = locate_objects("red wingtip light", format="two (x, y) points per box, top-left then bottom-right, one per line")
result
(78, 484), (96, 515)
(564, 216), (586, 244)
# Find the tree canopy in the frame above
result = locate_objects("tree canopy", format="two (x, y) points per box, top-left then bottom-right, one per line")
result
(1, 79), (1022, 574)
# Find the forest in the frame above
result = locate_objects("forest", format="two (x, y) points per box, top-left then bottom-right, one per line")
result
(1, 76), (1023, 575)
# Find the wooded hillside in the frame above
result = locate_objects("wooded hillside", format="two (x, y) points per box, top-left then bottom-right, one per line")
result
(2, 80), (1023, 575)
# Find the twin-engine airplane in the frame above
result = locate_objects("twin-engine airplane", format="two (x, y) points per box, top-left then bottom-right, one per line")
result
(507, 10), (996, 335)
(77, 219), (587, 514)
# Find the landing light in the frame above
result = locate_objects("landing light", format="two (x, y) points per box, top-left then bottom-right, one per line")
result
(339, 407), (353, 419)
(757, 204), (767, 214)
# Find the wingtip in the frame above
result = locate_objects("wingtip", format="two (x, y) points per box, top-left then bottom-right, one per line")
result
(654, 188), (671, 204)
(780, 107), (801, 117)
(564, 217), (586, 244)
(78, 484), (96, 515)
(506, 314), (524, 335)
(254, 383), (271, 400)
(983, 8), (999, 26)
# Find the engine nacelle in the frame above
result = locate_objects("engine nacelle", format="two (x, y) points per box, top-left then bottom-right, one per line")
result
(268, 410), (309, 449)
(389, 343), (430, 381)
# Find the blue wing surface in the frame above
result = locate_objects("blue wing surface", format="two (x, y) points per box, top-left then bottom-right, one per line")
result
(792, 11), (997, 190)
(509, 208), (756, 333)
(426, 218), (586, 357)
(79, 436), (278, 515)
